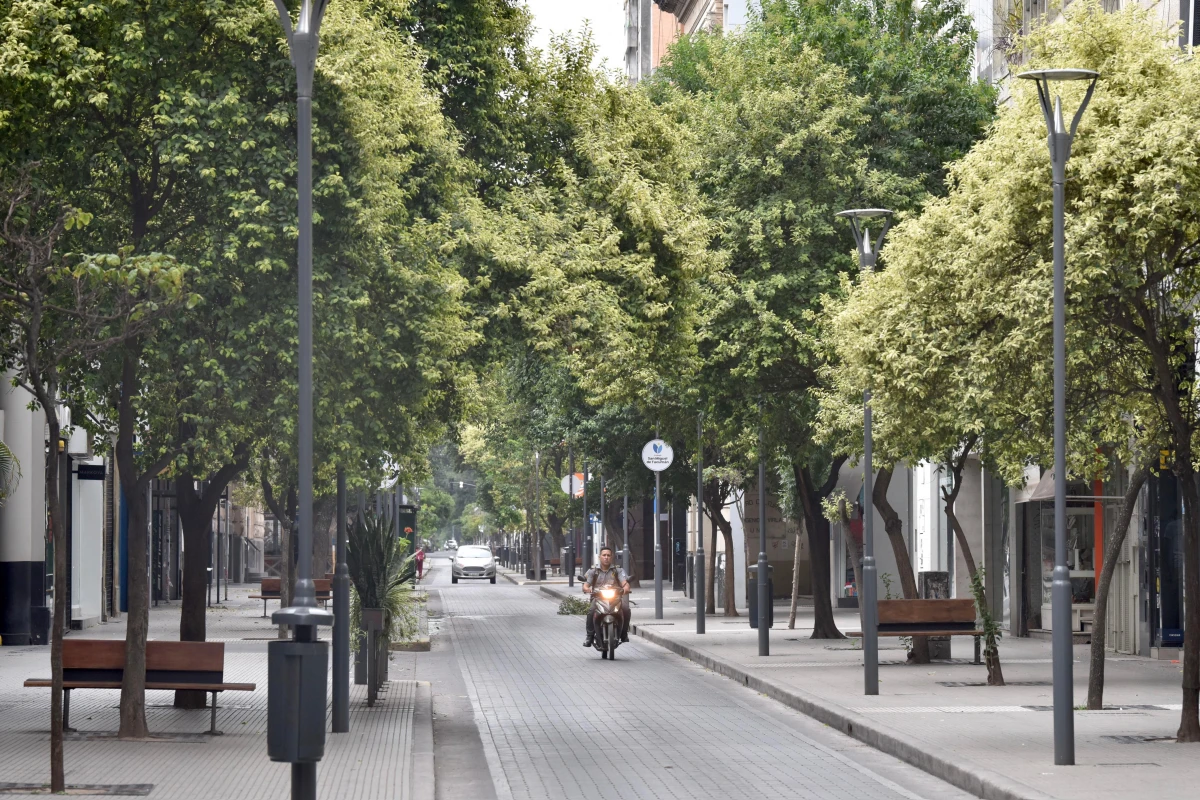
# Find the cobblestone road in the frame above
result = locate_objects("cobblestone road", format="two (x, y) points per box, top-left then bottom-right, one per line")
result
(431, 560), (975, 800)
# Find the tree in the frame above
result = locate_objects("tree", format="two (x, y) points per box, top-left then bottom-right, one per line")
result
(828, 2), (1200, 731)
(654, 0), (994, 639)
(0, 168), (189, 786)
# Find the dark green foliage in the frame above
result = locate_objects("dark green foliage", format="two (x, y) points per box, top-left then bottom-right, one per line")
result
(347, 509), (413, 609)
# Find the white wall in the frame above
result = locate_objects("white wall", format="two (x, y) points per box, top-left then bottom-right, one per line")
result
(70, 456), (104, 625)
(730, 490), (746, 606)
(0, 379), (46, 566)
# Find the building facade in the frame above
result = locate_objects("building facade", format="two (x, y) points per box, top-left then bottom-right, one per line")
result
(625, 0), (748, 84)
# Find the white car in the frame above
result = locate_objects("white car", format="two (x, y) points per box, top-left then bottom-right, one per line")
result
(451, 545), (496, 584)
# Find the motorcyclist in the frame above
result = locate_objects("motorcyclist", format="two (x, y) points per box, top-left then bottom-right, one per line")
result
(582, 546), (631, 647)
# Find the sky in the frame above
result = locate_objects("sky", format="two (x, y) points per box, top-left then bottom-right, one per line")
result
(523, 1), (628, 73)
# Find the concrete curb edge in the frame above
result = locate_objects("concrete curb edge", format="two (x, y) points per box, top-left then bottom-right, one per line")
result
(411, 680), (435, 800)
(624, 621), (1055, 800)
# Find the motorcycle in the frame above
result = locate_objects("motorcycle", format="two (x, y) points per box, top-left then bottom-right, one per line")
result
(590, 586), (623, 660)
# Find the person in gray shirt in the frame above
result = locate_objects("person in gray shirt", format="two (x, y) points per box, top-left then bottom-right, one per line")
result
(582, 546), (631, 646)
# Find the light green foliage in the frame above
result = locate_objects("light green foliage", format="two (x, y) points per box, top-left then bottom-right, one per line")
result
(825, 2), (1190, 482)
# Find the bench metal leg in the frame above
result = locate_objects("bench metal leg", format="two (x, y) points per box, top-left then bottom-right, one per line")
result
(974, 635), (982, 665)
(209, 691), (223, 736)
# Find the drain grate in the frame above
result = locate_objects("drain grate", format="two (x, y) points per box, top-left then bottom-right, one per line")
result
(0, 783), (153, 796)
(938, 680), (1051, 687)
(1103, 735), (1177, 745)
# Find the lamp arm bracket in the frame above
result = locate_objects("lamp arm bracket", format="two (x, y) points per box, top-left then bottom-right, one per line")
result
(1069, 78), (1099, 140)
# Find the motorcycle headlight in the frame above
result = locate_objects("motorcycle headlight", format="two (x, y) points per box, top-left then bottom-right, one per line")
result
(599, 588), (617, 601)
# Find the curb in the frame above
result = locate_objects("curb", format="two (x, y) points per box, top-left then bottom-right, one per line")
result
(411, 681), (435, 800)
(628, 623), (1054, 800)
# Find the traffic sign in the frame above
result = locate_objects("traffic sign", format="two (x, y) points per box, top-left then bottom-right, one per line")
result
(641, 439), (674, 472)
(560, 473), (585, 497)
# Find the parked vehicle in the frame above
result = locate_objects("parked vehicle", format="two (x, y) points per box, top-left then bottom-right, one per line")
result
(589, 586), (623, 660)
(451, 545), (496, 584)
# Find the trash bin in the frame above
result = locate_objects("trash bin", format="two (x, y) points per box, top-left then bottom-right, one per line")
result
(748, 564), (774, 629)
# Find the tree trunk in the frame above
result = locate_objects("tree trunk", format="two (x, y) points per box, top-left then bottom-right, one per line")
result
(1176, 457), (1200, 741)
(117, 348), (152, 739)
(795, 459), (847, 639)
(313, 495), (337, 578)
(847, 525), (864, 626)
(789, 518), (803, 629)
(44, 405), (66, 791)
(706, 523), (717, 615)
(874, 467), (929, 663)
(712, 511), (738, 616)
(1087, 462), (1149, 709)
(941, 439), (1003, 686)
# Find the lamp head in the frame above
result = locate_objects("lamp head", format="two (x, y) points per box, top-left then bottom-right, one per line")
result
(1017, 68), (1100, 145)
(837, 208), (894, 271)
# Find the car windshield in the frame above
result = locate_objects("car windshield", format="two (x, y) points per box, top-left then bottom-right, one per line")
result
(457, 546), (491, 558)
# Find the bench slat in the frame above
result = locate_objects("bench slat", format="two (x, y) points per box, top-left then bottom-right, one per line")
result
(25, 679), (255, 691)
(877, 598), (976, 625)
(61, 640), (226, 673)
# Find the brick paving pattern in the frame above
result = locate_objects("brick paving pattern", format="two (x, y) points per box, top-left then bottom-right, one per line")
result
(436, 575), (973, 800)
(0, 588), (421, 799)
(558, 582), (1200, 800)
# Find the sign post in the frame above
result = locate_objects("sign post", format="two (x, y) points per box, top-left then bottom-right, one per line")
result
(641, 439), (674, 619)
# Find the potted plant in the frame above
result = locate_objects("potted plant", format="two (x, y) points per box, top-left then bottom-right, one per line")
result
(347, 508), (414, 706)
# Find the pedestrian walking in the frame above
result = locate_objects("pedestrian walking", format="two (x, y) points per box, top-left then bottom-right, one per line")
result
(415, 546), (425, 581)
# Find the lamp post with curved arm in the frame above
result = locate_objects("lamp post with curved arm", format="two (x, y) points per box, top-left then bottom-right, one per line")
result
(837, 207), (893, 697)
(267, 1), (335, 797)
(1017, 66), (1099, 768)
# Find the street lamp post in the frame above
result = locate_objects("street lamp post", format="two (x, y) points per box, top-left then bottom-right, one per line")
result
(695, 413), (705, 635)
(837, 207), (893, 696)
(756, 423), (768, 656)
(622, 493), (631, 575)
(268, 2), (335, 797)
(332, 467), (349, 734)
(1017, 67), (1099, 767)
(567, 447), (576, 586)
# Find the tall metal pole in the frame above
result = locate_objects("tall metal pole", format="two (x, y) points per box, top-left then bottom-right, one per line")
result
(696, 414), (705, 634)
(757, 425), (769, 656)
(622, 494), (630, 575)
(224, 488), (230, 600)
(216, 496), (222, 604)
(600, 475), (606, 547)
(1018, 68), (1097, 766)
(332, 468), (349, 733)
(654, 471), (663, 619)
(532, 453), (537, 578)
(863, 390), (878, 694)
(582, 462), (590, 572)
(567, 447), (575, 587)
(270, 4), (334, 797)
(837, 207), (892, 694)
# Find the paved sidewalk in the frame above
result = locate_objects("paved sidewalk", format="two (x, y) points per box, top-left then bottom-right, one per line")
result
(538, 579), (1196, 800)
(0, 586), (432, 799)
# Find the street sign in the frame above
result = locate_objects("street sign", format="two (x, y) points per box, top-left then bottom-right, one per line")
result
(560, 473), (585, 497)
(641, 439), (674, 472)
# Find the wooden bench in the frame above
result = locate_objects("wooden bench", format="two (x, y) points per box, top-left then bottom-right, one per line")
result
(847, 598), (983, 664)
(249, 578), (332, 617)
(23, 640), (255, 735)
